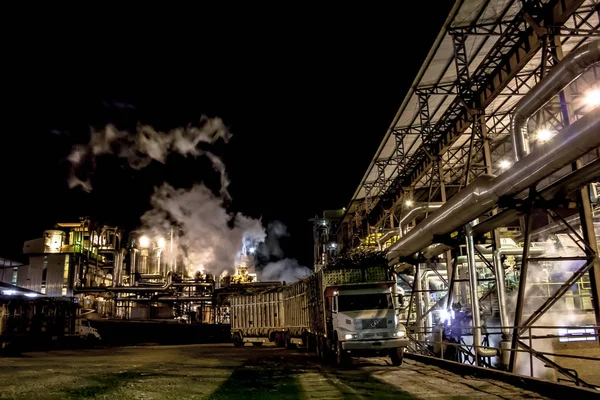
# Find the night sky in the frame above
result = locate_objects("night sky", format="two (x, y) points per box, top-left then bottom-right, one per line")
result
(1, 5), (452, 268)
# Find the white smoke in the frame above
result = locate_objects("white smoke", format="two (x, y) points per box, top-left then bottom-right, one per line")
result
(65, 116), (309, 281)
(262, 220), (289, 259)
(67, 116), (231, 197)
(140, 183), (265, 277)
(259, 258), (311, 283)
(508, 235), (589, 381)
(254, 220), (311, 283)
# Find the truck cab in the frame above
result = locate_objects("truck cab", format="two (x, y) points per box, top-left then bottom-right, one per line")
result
(75, 319), (101, 341)
(327, 282), (408, 366)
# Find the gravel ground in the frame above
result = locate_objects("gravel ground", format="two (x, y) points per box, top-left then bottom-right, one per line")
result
(0, 343), (552, 399)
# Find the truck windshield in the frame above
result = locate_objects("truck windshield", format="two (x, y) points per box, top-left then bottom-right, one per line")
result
(338, 294), (392, 312)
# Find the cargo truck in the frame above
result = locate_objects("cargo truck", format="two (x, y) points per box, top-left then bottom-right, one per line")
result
(230, 284), (287, 347)
(230, 258), (408, 366)
(1, 296), (101, 351)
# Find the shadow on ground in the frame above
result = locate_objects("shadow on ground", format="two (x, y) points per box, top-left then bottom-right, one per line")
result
(206, 352), (418, 399)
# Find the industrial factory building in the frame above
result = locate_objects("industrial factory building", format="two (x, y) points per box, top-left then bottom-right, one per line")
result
(336, 0), (600, 388)
(7, 217), (257, 324)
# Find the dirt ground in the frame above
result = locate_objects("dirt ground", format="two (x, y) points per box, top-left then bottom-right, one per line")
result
(0, 343), (552, 399)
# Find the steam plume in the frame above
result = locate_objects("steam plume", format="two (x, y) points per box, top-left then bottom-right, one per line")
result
(255, 220), (311, 283)
(259, 259), (311, 283)
(140, 183), (265, 277)
(65, 115), (308, 281)
(67, 115), (231, 196)
(263, 221), (289, 259)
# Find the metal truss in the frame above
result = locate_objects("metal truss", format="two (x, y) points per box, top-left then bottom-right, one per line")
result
(505, 190), (599, 388)
(352, 0), (596, 236)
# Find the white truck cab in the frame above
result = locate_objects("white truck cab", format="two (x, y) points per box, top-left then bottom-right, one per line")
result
(330, 284), (408, 365)
(75, 319), (101, 341)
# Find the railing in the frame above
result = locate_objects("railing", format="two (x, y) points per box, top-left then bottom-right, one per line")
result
(405, 324), (600, 390)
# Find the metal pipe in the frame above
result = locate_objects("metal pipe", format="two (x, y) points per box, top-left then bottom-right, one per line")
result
(472, 157), (600, 236)
(139, 274), (164, 280)
(78, 271), (174, 293)
(378, 230), (398, 248)
(422, 272), (434, 332)
(466, 222), (498, 360)
(400, 203), (444, 236)
(130, 249), (137, 286)
(415, 264), (423, 342)
(377, 203), (444, 248)
(511, 40), (600, 162)
(388, 106), (600, 264)
(155, 296), (213, 301)
(492, 247), (545, 338)
(112, 248), (127, 287)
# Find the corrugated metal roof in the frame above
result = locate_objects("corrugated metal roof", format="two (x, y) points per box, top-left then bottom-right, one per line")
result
(347, 0), (598, 210)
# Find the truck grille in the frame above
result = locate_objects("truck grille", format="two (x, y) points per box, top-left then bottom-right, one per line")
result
(362, 332), (389, 339)
(359, 318), (387, 329)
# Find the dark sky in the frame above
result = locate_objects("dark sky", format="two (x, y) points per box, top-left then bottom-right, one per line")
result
(1, 5), (452, 267)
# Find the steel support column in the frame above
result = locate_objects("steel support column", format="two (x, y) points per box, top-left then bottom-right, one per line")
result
(509, 190), (535, 372)
(551, 35), (600, 330)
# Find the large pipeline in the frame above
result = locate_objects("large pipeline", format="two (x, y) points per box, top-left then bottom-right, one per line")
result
(388, 41), (600, 264)
(400, 203), (443, 236)
(78, 271), (174, 293)
(378, 203), (443, 248)
(511, 40), (600, 162)
(472, 157), (600, 236)
(388, 97), (600, 264)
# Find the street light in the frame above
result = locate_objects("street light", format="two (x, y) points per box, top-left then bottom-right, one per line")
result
(405, 200), (414, 207)
(499, 160), (511, 170)
(157, 237), (166, 249)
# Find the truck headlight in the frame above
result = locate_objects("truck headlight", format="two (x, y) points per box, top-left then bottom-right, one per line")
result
(344, 334), (357, 340)
(396, 330), (405, 337)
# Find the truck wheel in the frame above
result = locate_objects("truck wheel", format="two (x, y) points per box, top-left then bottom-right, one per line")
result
(285, 334), (297, 350)
(390, 348), (404, 366)
(302, 333), (311, 352)
(86, 334), (98, 346)
(317, 337), (328, 363)
(275, 333), (286, 347)
(252, 342), (263, 347)
(335, 339), (350, 367)
(232, 334), (244, 348)
(315, 337), (323, 358)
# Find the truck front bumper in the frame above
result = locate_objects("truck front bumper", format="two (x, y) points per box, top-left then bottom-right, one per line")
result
(342, 338), (409, 351)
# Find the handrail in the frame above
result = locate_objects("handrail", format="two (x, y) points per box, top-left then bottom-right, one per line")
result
(404, 324), (600, 389)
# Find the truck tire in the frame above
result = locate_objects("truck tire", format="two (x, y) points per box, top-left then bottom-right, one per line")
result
(274, 333), (286, 347)
(334, 338), (350, 367)
(285, 334), (296, 350)
(317, 336), (329, 363)
(232, 333), (244, 348)
(252, 342), (263, 347)
(315, 336), (323, 358)
(390, 348), (404, 366)
(302, 333), (311, 352)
